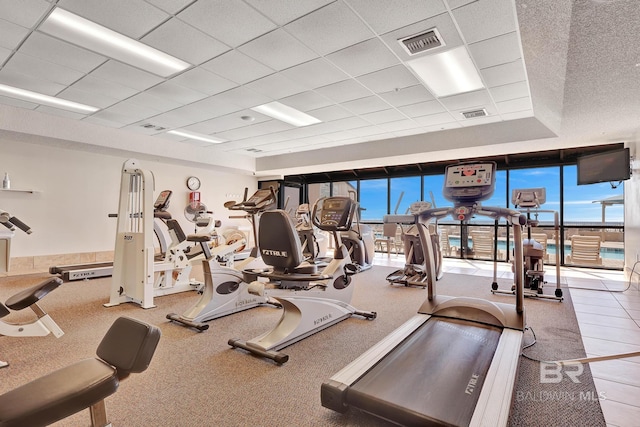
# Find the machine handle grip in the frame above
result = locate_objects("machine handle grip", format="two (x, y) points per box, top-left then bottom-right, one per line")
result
(9, 216), (32, 234)
(1, 221), (13, 230)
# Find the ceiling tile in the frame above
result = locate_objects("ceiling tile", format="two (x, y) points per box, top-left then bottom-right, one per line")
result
(82, 115), (125, 128)
(126, 91), (184, 112)
(451, 0), (516, 44)
(238, 29), (318, 71)
(3, 53), (85, 86)
(285, 1), (374, 56)
(35, 104), (86, 119)
(490, 81), (530, 103)
(378, 119), (421, 132)
(215, 119), (293, 141)
(141, 18), (229, 65)
(481, 60), (526, 88)
(446, 0), (476, 9)
(91, 109), (140, 125)
(0, 94), (37, 110)
(326, 38), (400, 77)
(102, 100), (163, 122)
(342, 96), (392, 115)
(88, 60), (164, 91)
(357, 65), (420, 93)
(21, 32), (106, 73)
(144, 81), (208, 105)
(209, 86), (271, 109)
(280, 58), (349, 89)
(398, 100), (446, 117)
(412, 111), (456, 126)
(280, 91), (333, 112)
(58, 86), (120, 109)
(145, 0), (194, 14)
(0, 19), (31, 50)
(345, 0), (447, 35)
(169, 96), (244, 124)
(201, 50), (274, 85)
(439, 90), (492, 111)
(184, 109), (270, 134)
(177, 0), (276, 48)
(379, 85), (435, 107)
(58, 0), (169, 38)
(360, 109), (406, 124)
(0, 46), (10, 64)
(306, 104), (352, 122)
(243, 73), (306, 100)
(170, 67), (237, 96)
(70, 75), (140, 101)
(469, 32), (521, 69)
(0, 0), (50, 28)
(500, 110), (533, 121)
(0, 69), (66, 95)
(315, 79), (373, 103)
(496, 96), (532, 114)
(244, 0), (334, 26)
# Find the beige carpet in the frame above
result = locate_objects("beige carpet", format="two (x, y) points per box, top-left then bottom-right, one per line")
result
(0, 266), (604, 426)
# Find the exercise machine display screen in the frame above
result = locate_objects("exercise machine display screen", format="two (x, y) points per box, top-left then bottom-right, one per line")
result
(245, 188), (273, 206)
(443, 162), (496, 203)
(154, 190), (172, 210)
(317, 197), (353, 230)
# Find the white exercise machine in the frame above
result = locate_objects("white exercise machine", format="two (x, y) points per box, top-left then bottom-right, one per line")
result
(321, 162), (527, 426)
(491, 187), (563, 301)
(0, 210), (64, 368)
(105, 159), (200, 309)
(228, 195), (377, 364)
(167, 188), (280, 331)
(385, 201), (444, 287)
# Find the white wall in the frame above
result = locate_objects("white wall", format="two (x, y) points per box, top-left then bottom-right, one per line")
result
(0, 136), (257, 258)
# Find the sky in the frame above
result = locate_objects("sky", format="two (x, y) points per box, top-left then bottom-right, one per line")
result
(352, 165), (624, 224)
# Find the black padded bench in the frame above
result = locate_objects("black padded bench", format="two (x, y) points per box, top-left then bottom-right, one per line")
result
(0, 316), (161, 427)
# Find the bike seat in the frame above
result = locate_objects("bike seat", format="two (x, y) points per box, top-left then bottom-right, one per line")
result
(5, 277), (63, 311)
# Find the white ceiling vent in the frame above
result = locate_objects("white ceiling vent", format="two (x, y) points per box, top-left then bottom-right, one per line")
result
(461, 109), (488, 119)
(398, 28), (444, 56)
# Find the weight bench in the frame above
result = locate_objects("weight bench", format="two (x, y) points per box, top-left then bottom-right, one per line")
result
(0, 316), (161, 427)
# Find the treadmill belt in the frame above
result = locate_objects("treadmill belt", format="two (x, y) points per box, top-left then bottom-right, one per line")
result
(349, 317), (502, 426)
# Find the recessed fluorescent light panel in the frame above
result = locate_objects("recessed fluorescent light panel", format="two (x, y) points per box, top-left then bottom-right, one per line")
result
(0, 83), (99, 113)
(406, 46), (484, 97)
(167, 129), (226, 144)
(39, 8), (190, 77)
(250, 102), (321, 127)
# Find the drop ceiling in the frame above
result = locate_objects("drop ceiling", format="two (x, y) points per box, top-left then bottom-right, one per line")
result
(0, 0), (638, 177)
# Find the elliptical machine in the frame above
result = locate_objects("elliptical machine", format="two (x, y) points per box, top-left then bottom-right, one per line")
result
(385, 201), (443, 287)
(338, 191), (375, 272)
(166, 188), (280, 331)
(228, 195), (377, 364)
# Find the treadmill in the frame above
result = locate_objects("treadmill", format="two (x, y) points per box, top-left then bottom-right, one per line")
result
(321, 162), (527, 426)
(50, 190), (176, 281)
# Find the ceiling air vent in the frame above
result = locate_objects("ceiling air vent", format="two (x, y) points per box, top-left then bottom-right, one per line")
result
(461, 109), (488, 119)
(398, 28), (444, 56)
(245, 148), (263, 153)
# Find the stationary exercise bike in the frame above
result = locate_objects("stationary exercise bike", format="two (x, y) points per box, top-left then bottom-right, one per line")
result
(166, 188), (280, 331)
(491, 188), (563, 301)
(0, 210), (64, 368)
(228, 195), (377, 364)
(385, 201), (443, 288)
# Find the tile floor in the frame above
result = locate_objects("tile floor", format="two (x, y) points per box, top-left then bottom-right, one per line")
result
(372, 254), (640, 427)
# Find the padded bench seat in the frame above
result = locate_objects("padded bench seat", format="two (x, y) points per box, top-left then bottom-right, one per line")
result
(0, 359), (118, 427)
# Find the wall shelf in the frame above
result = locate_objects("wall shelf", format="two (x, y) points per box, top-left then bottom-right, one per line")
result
(0, 188), (38, 193)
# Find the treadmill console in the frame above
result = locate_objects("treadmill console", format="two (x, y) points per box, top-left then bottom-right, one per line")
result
(443, 162), (496, 204)
(313, 197), (355, 231)
(245, 188), (274, 207)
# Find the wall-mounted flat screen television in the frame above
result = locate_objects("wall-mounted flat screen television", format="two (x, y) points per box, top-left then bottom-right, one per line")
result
(577, 147), (630, 185)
